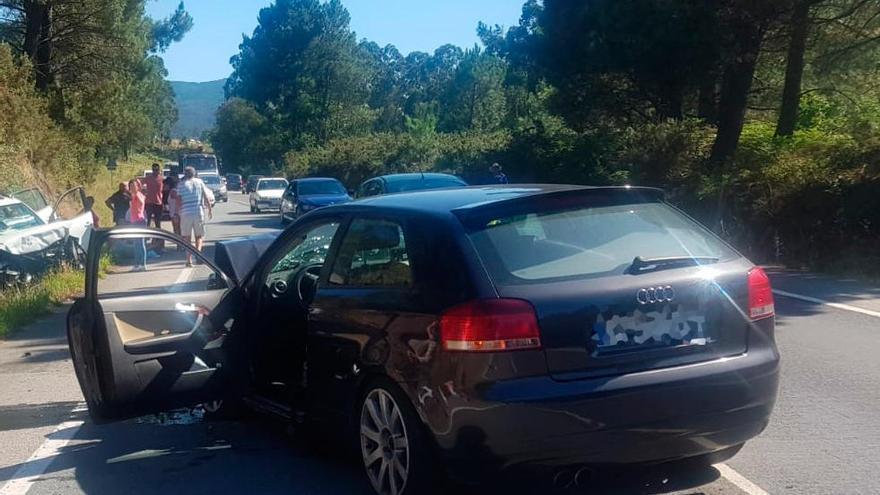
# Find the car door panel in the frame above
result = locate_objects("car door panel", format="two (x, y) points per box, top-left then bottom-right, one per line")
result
(307, 215), (433, 417)
(67, 227), (241, 423)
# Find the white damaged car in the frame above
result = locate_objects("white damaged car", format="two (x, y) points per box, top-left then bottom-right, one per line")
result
(0, 187), (94, 284)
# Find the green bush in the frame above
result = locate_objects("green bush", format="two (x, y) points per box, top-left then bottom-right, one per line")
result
(283, 131), (511, 187)
(0, 265), (84, 339)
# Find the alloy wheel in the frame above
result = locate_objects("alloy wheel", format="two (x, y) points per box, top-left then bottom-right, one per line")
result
(360, 389), (410, 495)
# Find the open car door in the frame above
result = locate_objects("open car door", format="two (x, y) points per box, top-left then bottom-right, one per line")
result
(53, 186), (93, 252)
(11, 187), (53, 223)
(67, 226), (246, 423)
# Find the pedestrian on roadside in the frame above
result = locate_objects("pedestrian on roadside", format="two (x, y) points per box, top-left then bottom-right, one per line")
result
(165, 174), (182, 245)
(489, 163), (509, 184)
(144, 163), (165, 228)
(128, 179), (147, 272)
(175, 166), (212, 267)
(144, 163), (165, 252)
(105, 182), (130, 226)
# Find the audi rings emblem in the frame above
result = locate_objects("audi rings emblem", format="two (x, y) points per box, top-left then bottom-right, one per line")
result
(636, 286), (675, 305)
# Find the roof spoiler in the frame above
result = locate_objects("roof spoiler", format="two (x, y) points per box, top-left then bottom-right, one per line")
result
(454, 185), (667, 228)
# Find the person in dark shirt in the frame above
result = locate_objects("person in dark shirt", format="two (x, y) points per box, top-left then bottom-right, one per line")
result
(489, 163), (509, 184)
(105, 182), (131, 225)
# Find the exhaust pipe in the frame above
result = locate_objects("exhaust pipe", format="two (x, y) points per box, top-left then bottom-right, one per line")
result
(553, 468), (575, 490)
(553, 465), (596, 490)
(574, 466), (596, 487)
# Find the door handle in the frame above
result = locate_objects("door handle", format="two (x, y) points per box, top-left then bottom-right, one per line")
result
(175, 302), (210, 316)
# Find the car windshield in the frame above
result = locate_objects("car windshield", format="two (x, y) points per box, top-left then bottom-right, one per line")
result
(184, 156), (217, 172)
(385, 176), (465, 193)
(469, 201), (736, 283)
(202, 175), (220, 185)
(0, 203), (43, 232)
(297, 180), (345, 195)
(258, 179), (287, 190)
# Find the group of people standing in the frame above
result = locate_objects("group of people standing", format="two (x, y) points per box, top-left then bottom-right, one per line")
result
(104, 163), (213, 270)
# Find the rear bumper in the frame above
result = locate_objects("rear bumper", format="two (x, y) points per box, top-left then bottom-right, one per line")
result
(414, 345), (779, 478)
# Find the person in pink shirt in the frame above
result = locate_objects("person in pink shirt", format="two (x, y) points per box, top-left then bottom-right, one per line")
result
(143, 163), (165, 228)
(128, 179), (147, 271)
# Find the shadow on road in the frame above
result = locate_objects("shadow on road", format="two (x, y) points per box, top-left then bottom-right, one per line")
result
(0, 401), (83, 433)
(0, 407), (726, 495)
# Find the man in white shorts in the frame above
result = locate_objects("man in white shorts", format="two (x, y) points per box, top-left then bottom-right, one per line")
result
(174, 166), (212, 266)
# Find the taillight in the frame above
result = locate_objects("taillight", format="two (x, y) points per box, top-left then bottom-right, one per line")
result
(748, 267), (775, 320)
(440, 299), (542, 352)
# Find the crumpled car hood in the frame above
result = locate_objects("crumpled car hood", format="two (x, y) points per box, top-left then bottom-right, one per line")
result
(0, 224), (68, 255)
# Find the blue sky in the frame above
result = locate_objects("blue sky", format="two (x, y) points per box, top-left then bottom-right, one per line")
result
(146, 0), (523, 82)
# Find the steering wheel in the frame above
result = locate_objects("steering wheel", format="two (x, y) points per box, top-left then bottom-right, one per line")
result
(292, 262), (323, 309)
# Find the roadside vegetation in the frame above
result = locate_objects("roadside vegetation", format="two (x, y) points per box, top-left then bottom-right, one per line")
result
(0, 264), (82, 338)
(0, 1), (192, 197)
(211, 0), (880, 276)
(0, 254), (112, 339)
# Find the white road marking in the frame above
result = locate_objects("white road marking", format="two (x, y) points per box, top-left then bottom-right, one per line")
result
(716, 463), (771, 495)
(0, 404), (86, 495)
(169, 266), (194, 293)
(773, 289), (880, 319)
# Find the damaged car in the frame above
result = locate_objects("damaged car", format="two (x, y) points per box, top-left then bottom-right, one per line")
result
(67, 185), (779, 495)
(1, 187), (94, 285)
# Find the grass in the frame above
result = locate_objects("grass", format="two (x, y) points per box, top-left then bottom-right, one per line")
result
(0, 264), (84, 339)
(0, 253), (112, 339)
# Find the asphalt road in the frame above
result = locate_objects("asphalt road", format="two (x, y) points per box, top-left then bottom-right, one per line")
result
(1, 197), (879, 495)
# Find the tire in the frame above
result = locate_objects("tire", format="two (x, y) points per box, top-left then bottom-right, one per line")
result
(358, 379), (435, 495)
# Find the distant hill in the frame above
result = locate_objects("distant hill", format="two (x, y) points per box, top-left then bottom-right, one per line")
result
(170, 79), (227, 139)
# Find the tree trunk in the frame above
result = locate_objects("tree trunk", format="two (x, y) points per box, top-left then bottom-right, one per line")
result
(21, 0), (53, 91)
(775, 0), (811, 137)
(35, 3), (53, 91)
(710, 23), (766, 164)
(657, 88), (684, 121)
(22, 0), (44, 59)
(697, 75), (718, 123)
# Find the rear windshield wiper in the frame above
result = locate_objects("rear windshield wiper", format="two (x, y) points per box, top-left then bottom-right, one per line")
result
(626, 255), (719, 274)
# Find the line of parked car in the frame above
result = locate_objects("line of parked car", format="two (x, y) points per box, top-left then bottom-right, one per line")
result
(223, 172), (469, 225)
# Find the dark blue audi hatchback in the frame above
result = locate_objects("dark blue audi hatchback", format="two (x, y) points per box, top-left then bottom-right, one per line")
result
(67, 185), (779, 495)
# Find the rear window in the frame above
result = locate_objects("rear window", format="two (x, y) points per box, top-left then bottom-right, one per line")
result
(258, 179), (287, 190)
(468, 201), (737, 283)
(298, 180), (345, 195)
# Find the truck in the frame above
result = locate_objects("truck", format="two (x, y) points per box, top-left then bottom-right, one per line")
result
(178, 152), (220, 177)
